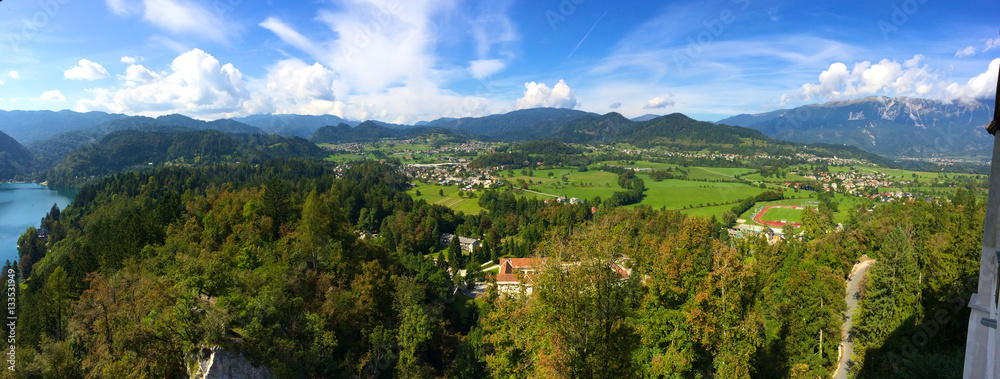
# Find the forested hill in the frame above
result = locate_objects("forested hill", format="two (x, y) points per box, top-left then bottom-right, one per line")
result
(28, 115), (265, 169)
(426, 108), (599, 141)
(0, 129), (35, 180)
(40, 129), (326, 186)
(232, 114), (360, 139)
(310, 121), (471, 144)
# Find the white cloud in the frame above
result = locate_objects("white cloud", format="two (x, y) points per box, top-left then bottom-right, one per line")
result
(9, 71), (18, 79)
(105, 0), (138, 16)
(794, 55), (938, 102)
(985, 38), (1000, 52)
(40, 90), (66, 102)
(609, 102), (622, 109)
(121, 56), (140, 65)
(78, 48), (248, 119)
(644, 95), (675, 109)
(956, 46), (976, 58)
(119, 64), (162, 87)
(945, 58), (1000, 103)
(467, 59), (506, 80)
(515, 80), (578, 109)
(105, 0), (233, 43)
(254, 1), (523, 122)
(259, 18), (322, 57)
(0, 79), (4, 85)
(243, 59), (341, 115)
(65, 59), (110, 81)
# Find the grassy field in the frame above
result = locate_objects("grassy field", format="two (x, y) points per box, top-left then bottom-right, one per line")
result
(506, 170), (621, 201)
(685, 166), (754, 181)
(637, 180), (766, 210)
(759, 206), (807, 223)
(407, 183), (484, 214)
(679, 203), (739, 219)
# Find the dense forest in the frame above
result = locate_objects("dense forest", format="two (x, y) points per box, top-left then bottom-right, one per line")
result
(0, 130), (35, 181)
(5, 157), (980, 378)
(38, 129), (327, 187)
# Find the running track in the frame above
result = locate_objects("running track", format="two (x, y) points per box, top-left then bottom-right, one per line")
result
(753, 205), (809, 228)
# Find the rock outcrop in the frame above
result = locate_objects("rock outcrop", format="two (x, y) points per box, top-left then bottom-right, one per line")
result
(188, 346), (273, 379)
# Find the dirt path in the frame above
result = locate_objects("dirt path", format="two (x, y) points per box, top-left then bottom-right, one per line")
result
(834, 257), (875, 379)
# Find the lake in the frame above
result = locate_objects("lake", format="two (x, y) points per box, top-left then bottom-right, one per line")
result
(0, 183), (79, 264)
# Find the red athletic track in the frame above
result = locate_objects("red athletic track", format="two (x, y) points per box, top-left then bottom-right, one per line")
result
(753, 205), (811, 228)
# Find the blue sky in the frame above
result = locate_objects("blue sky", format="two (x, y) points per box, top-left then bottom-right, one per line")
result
(0, 0), (998, 123)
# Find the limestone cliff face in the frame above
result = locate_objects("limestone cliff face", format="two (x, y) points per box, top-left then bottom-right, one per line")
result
(188, 346), (274, 379)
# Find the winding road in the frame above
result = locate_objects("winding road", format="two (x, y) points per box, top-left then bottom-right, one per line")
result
(834, 257), (875, 379)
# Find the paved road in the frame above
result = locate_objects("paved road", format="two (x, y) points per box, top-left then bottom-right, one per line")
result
(834, 257), (875, 379)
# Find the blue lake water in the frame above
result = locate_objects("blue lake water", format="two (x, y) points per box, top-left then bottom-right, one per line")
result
(0, 183), (79, 264)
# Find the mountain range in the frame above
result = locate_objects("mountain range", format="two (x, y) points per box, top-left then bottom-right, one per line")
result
(717, 96), (995, 158)
(1, 95), (994, 180)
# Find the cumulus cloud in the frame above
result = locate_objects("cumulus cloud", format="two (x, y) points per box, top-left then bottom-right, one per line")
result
(644, 95), (675, 109)
(945, 58), (1000, 103)
(65, 59), (110, 81)
(956, 46), (976, 58)
(244, 59), (342, 116)
(787, 55), (1000, 105)
(794, 55), (937, 101)
(78, 48), (248, 119)
(40, 90), (66, 102)
(9, 71), (18, 79)
(609, 102), (622, 109)
(515, 80), (578, 109)
(467, 59), (506, 80)
(121, 56), (140, 65)
(119, 64), (162, 87)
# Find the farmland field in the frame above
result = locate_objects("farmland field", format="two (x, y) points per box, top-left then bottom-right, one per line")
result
(637, 179), (766, 209)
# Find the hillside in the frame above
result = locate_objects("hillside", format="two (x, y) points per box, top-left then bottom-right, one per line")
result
(432, 108), (598, 141)
(28, 115), (263, 169)
(232, 114), (360, 139)
(310, 121), (470, 144)
(0, 110), (127, 144)
(156, 114), (265, 135)
(549, 112), (633, 144)
(41, 129), (326, 186)
(717, 96), (994, 158)
(0, 130), (35, 180)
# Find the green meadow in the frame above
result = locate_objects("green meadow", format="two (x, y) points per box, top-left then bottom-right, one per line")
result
(407, 183), (484, 214)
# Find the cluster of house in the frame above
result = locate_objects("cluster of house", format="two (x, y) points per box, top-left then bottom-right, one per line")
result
(603, 147), (874, 167)
(802, 170), (898, 194)
(320, 143), (365, 154)
(401, 163), (500, 189)
(390, 140), (497, 157)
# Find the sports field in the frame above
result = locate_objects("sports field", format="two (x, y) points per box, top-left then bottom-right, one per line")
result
(753, 205), (812, 227)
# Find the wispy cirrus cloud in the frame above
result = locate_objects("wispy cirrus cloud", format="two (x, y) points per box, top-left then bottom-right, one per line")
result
(104, 0), (237, 43)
